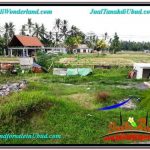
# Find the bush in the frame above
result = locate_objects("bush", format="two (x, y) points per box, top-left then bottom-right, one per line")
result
(96, 91), (110, 102)
(36, 51), (58, 69)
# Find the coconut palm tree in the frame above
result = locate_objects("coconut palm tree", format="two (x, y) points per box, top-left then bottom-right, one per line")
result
(60, 19), (68, 39)
(40, 24), (47, 38)
(32, 23), (42, 38)
(54, 18), (61, 33)
(69, 25), (79, 36)
(46, 31), (55, 47)
(3, 22), (15, 55)
(26, 18), (34, 35)
(8, 22), (15, 38)
(4, 22), (15, 46)
(53, 18), (63, 46)
(20, 25), (26, 35)
(4, 23), (9, 46)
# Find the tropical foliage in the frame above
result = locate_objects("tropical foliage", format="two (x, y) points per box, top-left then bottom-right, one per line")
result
(0, 18), (150, 56)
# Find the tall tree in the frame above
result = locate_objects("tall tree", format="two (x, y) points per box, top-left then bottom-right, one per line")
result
(60, 20), (68, 39)
(0, 37), (5, 55)
(65, 35), (82, 53)
(96, 39), (108, 53)
(4, 22), (15, 49)
(110, 32), (120, 54)
(53, 18), (62, 46)
(40, 24), (47, 38)
(54, 18), (61, 33)
(20, 25), (26, 35)
(8, 22), (15, 38)
(32, 23), (42, 38)
(26, 18), (34, 35)
(68, 26), (85, 43)
(85, 32), (98, 49)
(47, 31), (55, 47)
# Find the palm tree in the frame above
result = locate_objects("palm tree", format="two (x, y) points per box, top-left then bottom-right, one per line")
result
(61, 20), (68, 39)
(54, 18), (61, 33)
(53, 18), (62, 46)
(69, 25), (79, 36)
(40, 24), (47, 38)
(48, 31), (53, 40)
(26, 18), (34, 35)
(3, 22), (15, 55)
(4, 23), (9, 46)
(8, 22), (15, 39)
(4, 22), (15, 46)
(20, 25), (26, 35)
(46, 31), (55, 47)
(32, 23), (42, 38)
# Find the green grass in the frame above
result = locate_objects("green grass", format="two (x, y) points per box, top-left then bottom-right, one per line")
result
(0, 66), (149, 144)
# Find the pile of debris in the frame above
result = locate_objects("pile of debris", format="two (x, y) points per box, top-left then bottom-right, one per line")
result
(0, 80), (27, 96)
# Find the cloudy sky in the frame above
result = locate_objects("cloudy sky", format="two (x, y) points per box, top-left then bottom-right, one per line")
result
(0, 6), (150, 42)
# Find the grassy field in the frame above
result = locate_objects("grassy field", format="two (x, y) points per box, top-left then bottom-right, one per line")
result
(59, 53), (150, 66)
(0, 53), (150, 144)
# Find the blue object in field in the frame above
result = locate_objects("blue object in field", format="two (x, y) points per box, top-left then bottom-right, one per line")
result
(98, 96), (141, 111)
(98, 99), (130, 111)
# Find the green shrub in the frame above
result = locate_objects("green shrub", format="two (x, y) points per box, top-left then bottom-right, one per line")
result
(36, 51), (58, 69)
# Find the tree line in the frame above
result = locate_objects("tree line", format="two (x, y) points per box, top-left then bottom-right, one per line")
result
(0, 18), (148, 55)
(120, 41), (150, 51)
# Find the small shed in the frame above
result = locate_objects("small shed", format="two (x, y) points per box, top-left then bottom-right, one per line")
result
(133, 63), (150, 79)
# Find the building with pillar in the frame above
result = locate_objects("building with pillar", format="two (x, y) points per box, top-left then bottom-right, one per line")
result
(8, 35), (44, 57)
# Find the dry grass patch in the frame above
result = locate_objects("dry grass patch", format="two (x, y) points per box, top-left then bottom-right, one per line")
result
(59, 57), (134, 66)
(67, 93), (96, 109)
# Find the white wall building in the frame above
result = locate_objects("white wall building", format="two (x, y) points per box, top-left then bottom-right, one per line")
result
(133, 63), (150, 79)
(45, 47), (67, 54)
(73, 44), (93, 54)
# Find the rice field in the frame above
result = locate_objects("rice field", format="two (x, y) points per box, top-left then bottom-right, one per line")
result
(59, 53), (150, 67)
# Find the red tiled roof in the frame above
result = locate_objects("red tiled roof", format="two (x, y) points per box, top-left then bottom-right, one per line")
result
(15, 35), (44, 47)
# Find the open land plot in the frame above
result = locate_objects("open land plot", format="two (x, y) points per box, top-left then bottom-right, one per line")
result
(0, 64), (149, 144)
